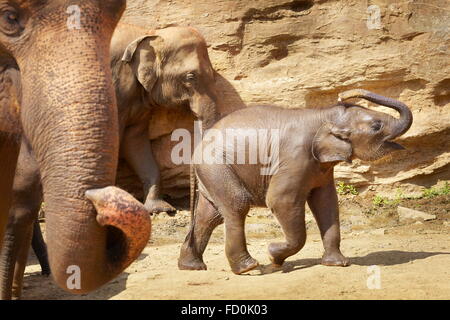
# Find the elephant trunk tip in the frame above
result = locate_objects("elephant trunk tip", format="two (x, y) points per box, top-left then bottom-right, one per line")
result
(86, 186), (152, 271)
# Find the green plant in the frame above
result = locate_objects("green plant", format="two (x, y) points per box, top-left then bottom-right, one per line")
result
(394, 188), (404, 200)
(444, 182), (450, 195)
(422, 182), (450, 198)
(372, 195), (386, 207)
(336, 182), (359, 196)
(389, 188), (404, 205)
(372, 193), (402, 207)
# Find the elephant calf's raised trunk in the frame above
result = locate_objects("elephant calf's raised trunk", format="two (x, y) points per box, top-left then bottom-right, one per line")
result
(338, 89), (413, 138)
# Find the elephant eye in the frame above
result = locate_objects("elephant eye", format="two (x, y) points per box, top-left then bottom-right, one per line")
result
(6, 11), (17, 23)
(0, 8), (21, 36)
(371, 121), (383, 132)
(185, 72), (197, 82)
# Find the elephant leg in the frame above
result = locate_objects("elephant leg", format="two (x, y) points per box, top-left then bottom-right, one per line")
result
(307, 180), (349, 267)
(0, 134), (20, 300)
(0, 192), (40, 300)
(11, 222), (33, 300)
(0, 133), (20, 251)
(11, 198), (44, 300)
(223, 207), (259, 275)
(267, 205), (306, 266)
(193, 164), (257, 275)
(264, 170), (308, 266)
(0, 220), (18, 300)
(0, 218), (30, 300)
(178, 193), (223, 270)
(31, 219), (50, 276)
(0, 138), (42, 300)
(122, 120), (176, 216)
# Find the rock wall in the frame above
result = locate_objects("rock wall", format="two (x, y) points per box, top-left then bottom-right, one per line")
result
(118, 0), (450, 198)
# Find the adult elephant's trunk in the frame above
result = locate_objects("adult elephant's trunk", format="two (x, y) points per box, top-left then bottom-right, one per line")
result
(15, 1), (150, 294)
(189, 90), (218, 218)
(191, 91), (218, 131)
(338, 89), (413, 138)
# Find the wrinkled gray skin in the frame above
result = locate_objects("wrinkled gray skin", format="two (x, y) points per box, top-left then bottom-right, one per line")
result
(0, 24), (218, 299)
(0, 0), (154, 299)
(178, 90), (413, 274)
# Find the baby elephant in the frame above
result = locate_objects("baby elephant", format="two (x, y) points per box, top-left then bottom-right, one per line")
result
(179, 89), (412, 274)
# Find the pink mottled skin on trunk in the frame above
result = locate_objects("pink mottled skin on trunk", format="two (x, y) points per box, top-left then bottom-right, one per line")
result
(86, 187), (151, 268)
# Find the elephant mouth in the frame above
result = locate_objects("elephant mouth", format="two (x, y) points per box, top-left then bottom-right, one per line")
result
(382, 140), (405, 151)
(358, 140), (405, 162)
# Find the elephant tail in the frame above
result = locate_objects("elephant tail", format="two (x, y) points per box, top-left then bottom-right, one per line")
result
(189, 163), (197, 221)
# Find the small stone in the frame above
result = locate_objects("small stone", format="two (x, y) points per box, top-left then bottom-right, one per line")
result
(398, 206), (436, 222)
(370, 228), (386, 235)
(349, 215), (365, 226)
(247, 223), (266, 232)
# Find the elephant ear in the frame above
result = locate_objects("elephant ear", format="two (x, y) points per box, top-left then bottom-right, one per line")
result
(122, 35), (161, 92)
(312, 123), (353, 163)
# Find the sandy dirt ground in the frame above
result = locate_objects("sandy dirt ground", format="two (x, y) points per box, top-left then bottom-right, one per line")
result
(21, 193), (450, 300)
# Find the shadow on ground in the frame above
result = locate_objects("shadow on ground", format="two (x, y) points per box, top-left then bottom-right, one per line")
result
(255, 251), (450, 275)
(22, 271), (130, 300)
(21, 251), (144, 300)
(350, 250), (450, 266)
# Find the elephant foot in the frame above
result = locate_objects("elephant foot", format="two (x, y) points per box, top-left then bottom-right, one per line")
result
(230, 256), (259, 275)
(39, 259), (51, 276)
(268, 242), (290, 266)
(178, 256), (207, 271)
(321, 251), (350, 267)
(178, 242), (207, 270)
(144, 199), (177, 216)
(269, 257), (283, 267)
(41, 269), (51, 276)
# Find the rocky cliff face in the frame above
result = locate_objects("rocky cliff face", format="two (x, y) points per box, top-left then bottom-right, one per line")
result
(119, 0), (450, 198)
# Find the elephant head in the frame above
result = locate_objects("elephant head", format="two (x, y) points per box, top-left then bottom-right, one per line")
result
(313, 89), (413, 163)
(114, 25), (218, 129)
(0, 1), (151, 294)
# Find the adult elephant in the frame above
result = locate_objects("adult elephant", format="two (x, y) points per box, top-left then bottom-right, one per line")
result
(0, 23), (218, 299)
(0, 0), (152, 297)
(111, 24), (218, 214)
